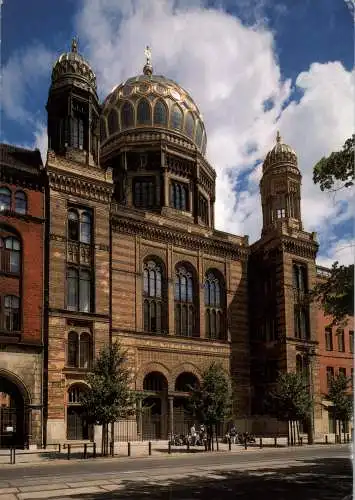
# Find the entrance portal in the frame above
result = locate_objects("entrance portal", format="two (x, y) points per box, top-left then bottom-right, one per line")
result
(0, 376), (27, 449)
(142, 372), (168, 440)
(66, 385), (91, 440)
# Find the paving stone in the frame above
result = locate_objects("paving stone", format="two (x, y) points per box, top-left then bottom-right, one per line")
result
(19, 484), (69, 493)
(18, 486), (102, 499)
(0, 489), (18, 495)
(100, 484), (124, 491)
(0, 495), (18, 500)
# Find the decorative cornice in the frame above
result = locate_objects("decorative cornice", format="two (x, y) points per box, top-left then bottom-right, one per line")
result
(111, 215), (249, 260)
(0, 166), (45, 192)
(48, 169), (113, 204)
(281, 236), (318, 259)
(0, 210), (45, 225)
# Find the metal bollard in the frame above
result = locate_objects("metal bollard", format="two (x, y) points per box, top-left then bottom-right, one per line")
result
(187, 440), (190, 452)
(168, 441), (171, 454)
(149, 441), (152, 456)
(347, 433), (350, 443)
(128, 442), (131, 457)
(259, 438), (263, 449)
(93, 442), (97, 458)
(9, 447), (13, 465)
(228, 438), (231, 451)
(83, 443), (87, 459)
(325, 435), (328, 444)
(13, 447), (16, 465)
(109, 442), (114, 457)
(67, 444), (71, 460)
(287, 436), (290, 447)
(300, 437), (303, 446)
(274, 437), (277, 448)
(58, 444), (61, 454)
(244, 437), (247, 450)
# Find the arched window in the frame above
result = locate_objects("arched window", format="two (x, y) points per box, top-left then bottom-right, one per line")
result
(3, 295), (20, 331)
(80, 212), (91, 244)
(68, 210), (79, 241)
(107, 109), (119, 135)
(121, 101), (134, 129)
(204, 271), (225, 340)
(79, 333), (93, 369)
(171, 105), (183, 130)
(67, 331), (79, 367)
(15, 191), (27, 215)
(153, 100), (168, 126)
(0, 188), (11, 211)
(184, 112), (195, 138)
(175, 265), (195, 337)
(137, 99), (152, 125)
(195, 121), (203, 148)
(4, 237), (21, 274)
(170, 182), (189, 211)
(143, 372), (168, 392)
(143, 260), (164, 334)
(72, 117), (85, 149)
(79, 270), (91, 313)
(175, 372), (199, 392)
(68, 385), (86, 404)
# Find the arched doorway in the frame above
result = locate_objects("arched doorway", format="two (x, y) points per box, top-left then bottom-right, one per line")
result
(142, 372), (168, 440)
(174, 372), (199, 435)
(66, 385), (92, 441)
(0, 376), (27, 449)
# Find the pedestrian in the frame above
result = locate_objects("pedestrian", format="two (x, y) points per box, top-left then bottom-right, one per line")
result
(230, 424), (237, 444)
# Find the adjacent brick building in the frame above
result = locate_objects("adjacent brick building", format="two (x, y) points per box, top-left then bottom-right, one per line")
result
(0, 40), (352, 448)
(0, 144), (45, 447)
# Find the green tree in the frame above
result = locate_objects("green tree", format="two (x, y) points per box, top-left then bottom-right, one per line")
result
(80, 342), (135, 455)
(188, 362), (231, 450)
(327, 372), (353, 443)
(313, 135), (354, 191)
(311, 262), (354, 327)
(312, 136), (354, 327)
(267, 371), (313, 445)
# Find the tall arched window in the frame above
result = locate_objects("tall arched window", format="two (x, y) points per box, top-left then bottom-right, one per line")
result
(68, 210), (79, 241)
(153, 100), (168, 126)
(67, 331), (79, 367)
(175, 265), (196, 337)
(4, 237), (21, 274)
(171, 105), (183, 130)
(137, 99), (152, 125)
(67, 268), (79, 311)
(107, 108), (119, 135)
(204, 271), (225, 340)
(121, 101), (134, 129)
(143, 260), (163, 333)
(134, 178), (156, 208)
(79, 332), (93, 369)
(3, 295), (20, 331)
(80, 212), (91, 244)
(0, 188), (11, 211)
(184, 112), (195, 138)
(72, 117), (84, 149)
(100, 118), (107, 143)
(195, 121), (203, 148)
(170, 182), (188, 211)
(15, 191), (27, 215)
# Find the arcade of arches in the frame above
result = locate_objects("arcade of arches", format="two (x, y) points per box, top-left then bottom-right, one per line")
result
(138, 371), (200, 440)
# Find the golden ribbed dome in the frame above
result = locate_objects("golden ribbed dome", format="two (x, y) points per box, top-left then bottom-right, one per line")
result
(100, 49), (207, 155)
(51, 38), (97, 94)
(263, 131), (298, 172)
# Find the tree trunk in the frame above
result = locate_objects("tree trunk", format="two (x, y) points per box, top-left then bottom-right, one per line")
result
(296, 421), (300, 444)
(215, 425), (219, 451)
(111, 422), (115, 456)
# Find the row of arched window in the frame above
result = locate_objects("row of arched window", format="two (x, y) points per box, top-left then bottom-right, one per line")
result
(0, 187), (27, 215)
(103, 99), (205, 149)
(68, 208), (92, 244)
(67, 331), (93, 369)
(143, 260), (226, 340)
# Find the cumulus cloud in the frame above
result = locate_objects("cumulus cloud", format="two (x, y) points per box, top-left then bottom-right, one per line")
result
(75, 0), (353, 263)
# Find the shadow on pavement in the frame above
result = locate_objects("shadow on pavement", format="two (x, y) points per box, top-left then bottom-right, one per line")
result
(58, 457), (352, 499)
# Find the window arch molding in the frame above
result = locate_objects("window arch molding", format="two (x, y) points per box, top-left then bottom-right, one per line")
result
(142, 257), (166, 335)
(204, 268), (226, 340)
(174, 261), (199, 338)
(67, 330), (93, 369)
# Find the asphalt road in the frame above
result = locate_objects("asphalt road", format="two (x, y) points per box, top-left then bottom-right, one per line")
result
(0, 445), (351, 499)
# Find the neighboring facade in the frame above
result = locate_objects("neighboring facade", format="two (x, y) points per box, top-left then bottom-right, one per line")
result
(0, 40), (353, 447)
(314, 266), (354, 435)
(0, 144), (45, 448)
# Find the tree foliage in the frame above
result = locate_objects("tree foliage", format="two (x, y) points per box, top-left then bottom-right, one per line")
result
(267, 371), (313, 423)
(326, 372), (353, 424)
(313, 135), (354, 191)
(80, 342), (135, 426)
(311, 262), (354, 327)
(188, 362), (231, 428)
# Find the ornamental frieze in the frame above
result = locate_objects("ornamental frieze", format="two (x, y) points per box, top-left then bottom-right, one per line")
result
(111, 217), (249, 261)
(48, 171), (112, 204)
(281, 238), (318, 259)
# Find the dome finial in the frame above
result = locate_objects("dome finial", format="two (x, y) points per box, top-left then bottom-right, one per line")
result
(143, 45), (153, 76)
(276, 130), (281, 144)
(71, 36), (78, 53)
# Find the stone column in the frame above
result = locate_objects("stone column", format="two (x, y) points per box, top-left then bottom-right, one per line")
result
(29, 406), (43, 449)
(168, 396), (174, 437)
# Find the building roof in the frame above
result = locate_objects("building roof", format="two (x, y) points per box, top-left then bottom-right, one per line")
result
(0, 143), (43, 176)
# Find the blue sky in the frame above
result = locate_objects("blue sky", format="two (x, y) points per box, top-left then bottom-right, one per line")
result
(1, 0), (354, 264)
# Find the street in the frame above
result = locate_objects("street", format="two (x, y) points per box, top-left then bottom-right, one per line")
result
(0, 444), (352, 499)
